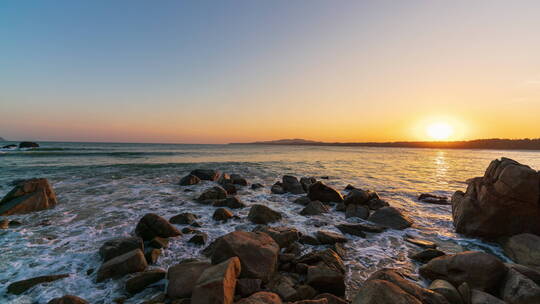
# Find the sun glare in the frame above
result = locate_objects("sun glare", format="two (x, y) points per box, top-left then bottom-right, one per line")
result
(426, 122), (453, 141)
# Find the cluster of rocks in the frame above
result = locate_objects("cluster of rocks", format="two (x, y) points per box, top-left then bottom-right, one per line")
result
(1, 141), (39, 149)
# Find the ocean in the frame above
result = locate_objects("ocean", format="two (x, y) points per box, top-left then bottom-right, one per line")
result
(1, 142), (540, 303)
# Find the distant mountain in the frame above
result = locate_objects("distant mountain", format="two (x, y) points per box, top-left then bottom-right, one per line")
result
(230, 138), (540, 150)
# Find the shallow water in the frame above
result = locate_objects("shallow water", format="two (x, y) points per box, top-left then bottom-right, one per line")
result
(1, 142), (539, 303)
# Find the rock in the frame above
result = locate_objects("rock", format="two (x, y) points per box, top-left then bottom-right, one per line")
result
(335, 224), (366, 237)
(135, 213), (181, 241)
(353, 279), (422, 304)
(299, 235), (321, 245)
(218, 173), (232, 185)
(213, 208), (234, 221)
(294, 196), (312, 206)
(230, 174), (248, 186)
(335, 202), (346, 211)
(308, 182), (343, 203)
(419, 251), (508, 293)
(300, 177), (317, 192)
(198, 186), (227, 201)
(458, 283), (471, 304)
(170, 212), (199, 225)
(222, 183), (238, 195)
(419, 193), (450, 205)
(149, 237), (168, 249)
(300, 201), (329, 216)
(125, 269), (166, 294)
(506, 263), (540, 285)
(344, 189), (371, 205)
(410, 248), (446, 264)
(236, 278), (262, 297)
(291, 300), (328, 304)
(47, 295), (89, 304)
(211, 231), (279, 282)
(180, 174), (201, 186)
(316, 230), (347, 245)
(145, 248), (161, 264)
(0, 218), (8, 229)
(501, 268), (540, 304)
(345, 204), (369, 219)
(191, 257), (241, 304)
(213, 196), (246, 209)
(267, 274), (298, 301)
(451, 158), (540, 238)
(7, 274), (70, 295)
(405, 237), (437, 249)
(188, 233), (208, 245)
(251, 183), (264, 190)
(253, 226), (300, 248)
(282, 175), (305, 194)
(2, 144), (17, 149)
(368, 206), (413, 230)
(429, 279), (463, 304)
(271, 182), (285, 194)
(167, 261), (212, 298)
(19, 141), (39, 148)
(96, 249), (147, 282)
(367, 198), (390, 210)
(236, 291), (282, 304)
(314, 293), (348, 304)
(99, 236), (144, 261)
(0, 178), (58, 216)
(190, 169), (220, 181)
(247, 204), (282, 224)
(301, 249), (346, 296)
(182, 227), (200, 234)
(470, 289), (505, 304)
(501, 233), (540, 268)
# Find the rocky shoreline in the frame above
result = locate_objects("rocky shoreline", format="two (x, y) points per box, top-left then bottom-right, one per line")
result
(1, 158), (540, 303)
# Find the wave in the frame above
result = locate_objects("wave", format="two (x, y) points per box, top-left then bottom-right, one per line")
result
(0, 151), (189, 158)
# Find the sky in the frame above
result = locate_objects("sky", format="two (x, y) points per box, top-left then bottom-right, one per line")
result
(1, 0), (540, 144)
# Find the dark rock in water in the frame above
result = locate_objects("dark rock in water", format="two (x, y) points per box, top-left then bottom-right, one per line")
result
(170, 212), (199, 225)
(213, 208), (234, 221)
(47, 295), (89, 304)
(0, 178), (58, 216)
(236, 278), (262, 297)
(500, 233), (540, 268)
(419, 251), (508, 293)
(501, 268), (540, 304)
(190, 169), (220, 181)
(182, 227), (200, 234)
(418, 193), (449, 205)
(410, 248), (446, 263)
(188, 232), (208, 245)
(368, 206), (413, 230)
(125, 269), (166, 294)
(9, 220), (22, 227)
(300, 201), (329, 216)
(332, 243), (347, 259)
(314, 293), (348, 304)
(248, 204), (282, 224)
(294, 196), (311, 206)
(191, 257), (241, 304)
(335, 202), (346, 212)
(316, 231), (347, 245)
(213, 196), (246, 209)
(308, 182), (343, 203)
(300, 177), (317, 192)
(0, 218), (8, 229)
(7, 274), (70, 295)
(97, 249), (147, 282)
(230, 174), (248, 186)
(19, 141), (39, 148)
(299, 235), (321, 245)
(144, 248), (161, 264)
(253, 226), (300, 248)
(149, 236), (169, 249)
(221, 183), (238, 195)
(335, 224), (366, 237)
(236, 291), (282, 304)
(429, 280), (463, 304)
(2, 144), (17, 149)
(251, 183), (264, 190)
(344, 184), (357, 191)
(345, 204), (369, 219)
(179, 174), (201, 186)
(404, 237), (437, 249)
(302, 249), (346, 296)
(470, 289), (505, 304)
(505, 263), (540, 286)
(167, 260), (212, 298)
(344, 189), (371, 205)
(210, 231), (279, 282)
(282, 175), (305, 194)
(367, 198), (390, 210)
(99, 236), (144, 262)
(135, 213), (181, 241)
(198, 186), (227, 201)
(452, 157), (540, 238)
(271, 182), (286, 194)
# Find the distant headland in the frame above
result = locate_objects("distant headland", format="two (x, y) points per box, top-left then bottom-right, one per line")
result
(230, 138), (540, 150)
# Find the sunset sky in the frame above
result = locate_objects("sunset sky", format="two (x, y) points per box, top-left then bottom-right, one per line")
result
(1, 1), (540, 143)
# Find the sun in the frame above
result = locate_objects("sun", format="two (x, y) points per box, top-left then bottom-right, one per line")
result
(426, 122), (453, 141)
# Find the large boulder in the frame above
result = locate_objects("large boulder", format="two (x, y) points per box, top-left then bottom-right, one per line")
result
(300, 249), (346, 296)
(180, 174), (201, 186)
(191, 257), (241, 304)
(7, 274), (69, 295)
(47, 295), (89, 304)
(300, 201), (329, 216)
(253, 226), (300, 248)
(368, 206), (413, 230)
(0, 178), (58, 216)
(419, 251), (508, 293)
(190, 169), (220, 181)
(96, 249), (147, 282)
(198, 186), (227, 201)
(99, 236), (144, 262)
(501, 268), (540, 304)
(353, 280), (422, 304)
(501, 233), (540, 268)
(125, 269), (166, 294)
(167, 260), (212, 298)
(135, 213), (181, 241)
(429, 280), (463, 304)
(282, 175), (305, 194)
(452, 158), (540, 238)
(308, 182), (343, 203)
(247, 204), (282, 224)
(210, 231), (279, 282)
(19, 141), (39, 148)
(471, 289), (506, 304)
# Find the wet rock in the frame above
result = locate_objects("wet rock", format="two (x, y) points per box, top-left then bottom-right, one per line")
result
(179, 174), (201, 186)
(506, 263), (540, 285)
(247, 204), (282, 224)
(0, 178), (58, 216)
(167, 260), (212, 298)
(335, 202), (346, 212)
(96, 249), (147, 282)
(344, 189), (371, 205)
(501, 233), (540, 268)
(198, 186), (227, 201)
(300, 201), (329, 216)
(314, 293), (348, 304)
(419, 251), (508, 293)
(188, 233), (208, 245)
(145, 248), (161, 264)
(429, 279), (463, 304)
(300, 177), (317, 192)
(410, 248), (446, 264)
(149, 237), (169, 249)
(251, 183), (264, 190)
(352, 279), (422, 304)
(282, 175), (305, 194)
(308, 182), (343, 203)
(470, 289), (505, 304)
(210, 231), (279, 282)
(236, 291), (282, 304)
(182, 227), (200, 234)
(7, 274), (70, 295)
(501, 268), (540, 304)
(405, 237), (437, 249)
(125, 269), (166, 294)
(294, 196), (312, 206)
(458, 283), (470, 304)
(236, 278), (262, 297)
(253, 226), (300, 248)
(419, 193), (450, 205)
(0, 218), (8, 229)
(299, 235), (321, 245)
(301, 249), (346, 296)
(213, 208), (234, 221)
(452, 158), (540, 238)
(217, 173), (232, 185)
(191, 257), (241, 304)
(170, 212), (199, 225)
(47, 295), (89, 304)
(213, 196), (246, 209)
(335, 224), (366, 237)
(135, 213), (181, 241)
(2, 144), (17, 149)
(345, 204), (369, 219)
(267, 274), (297, 301)
(271, 182), (285, 194)
(316, 230), (347, 245)
(291, 300), (328, 304)
(222, 183), (238, 195)
(368, 206), (413, 230)
(190, 169), (220, 181)
(367, 198), (390, 210)
(19, 141), (39, 148)
(230, 174), (248, 186)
